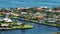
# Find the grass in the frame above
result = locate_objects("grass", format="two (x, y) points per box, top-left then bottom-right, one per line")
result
(0, 25), (34, 30)
(0, 22), (34, 30)
(29, 20), (38, 23)
(49, 24), (57, 26)
(20, 25), (34, 28)
(0, 14), (3, 16)
(42, 22), (46, 24)
(39, 22), (58, 27)
(12, 25), (34, 29)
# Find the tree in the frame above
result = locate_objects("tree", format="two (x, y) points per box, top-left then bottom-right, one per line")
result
(52, 6), (60, 10)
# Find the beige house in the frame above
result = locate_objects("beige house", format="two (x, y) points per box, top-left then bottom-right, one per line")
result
(11, 13), (19, 16)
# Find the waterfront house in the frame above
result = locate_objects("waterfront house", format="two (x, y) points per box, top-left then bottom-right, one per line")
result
(45, 18), (56, 24)
(3, 18), (12, 22)
(52, 9), (60, 18)
(34, 16), (44, 20)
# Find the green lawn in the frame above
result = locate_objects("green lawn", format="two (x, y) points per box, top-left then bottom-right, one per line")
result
(12, 25), (34, 29)
(0, 14), (3, 16)
(42, 22), (57, 26)
(49, 24), (57, 26)
(0, 22), (34, 30)
(0, 25), (34, 30)
(29, 20), (38, 23)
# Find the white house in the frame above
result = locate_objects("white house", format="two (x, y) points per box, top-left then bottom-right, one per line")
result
(3, 18), (12, 22)
(21, 12), (28, 15)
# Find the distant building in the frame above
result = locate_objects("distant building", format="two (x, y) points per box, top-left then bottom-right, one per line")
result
(21, 12), (28, 15)
(53, 10), (60, 12)
(0, 12), (6, 14)
(35, 16), (44, 20)
(11, 13), (19, 16)
(35, 7), (47, 11)
(16, 7), (29, 10)
(3, 18), (12, 22)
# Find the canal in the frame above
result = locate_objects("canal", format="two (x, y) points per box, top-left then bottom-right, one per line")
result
(0, 20), (60, 34)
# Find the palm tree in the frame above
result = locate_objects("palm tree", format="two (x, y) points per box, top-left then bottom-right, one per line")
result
(52, 6), (60, 10)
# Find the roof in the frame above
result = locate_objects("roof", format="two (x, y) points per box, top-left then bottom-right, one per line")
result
(11, 13), (19, 16)
(3, 18), (12, 22)
(35, 16), (44, 19)
(0, 12), (6, 14)
(35, 6), (47, 10)
(53, 10), (60, 12)
(16, 7), (28, 10)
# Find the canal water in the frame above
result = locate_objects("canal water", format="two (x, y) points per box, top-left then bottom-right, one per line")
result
(0, 23), (60, 34)
(0, 19), (60, 34)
